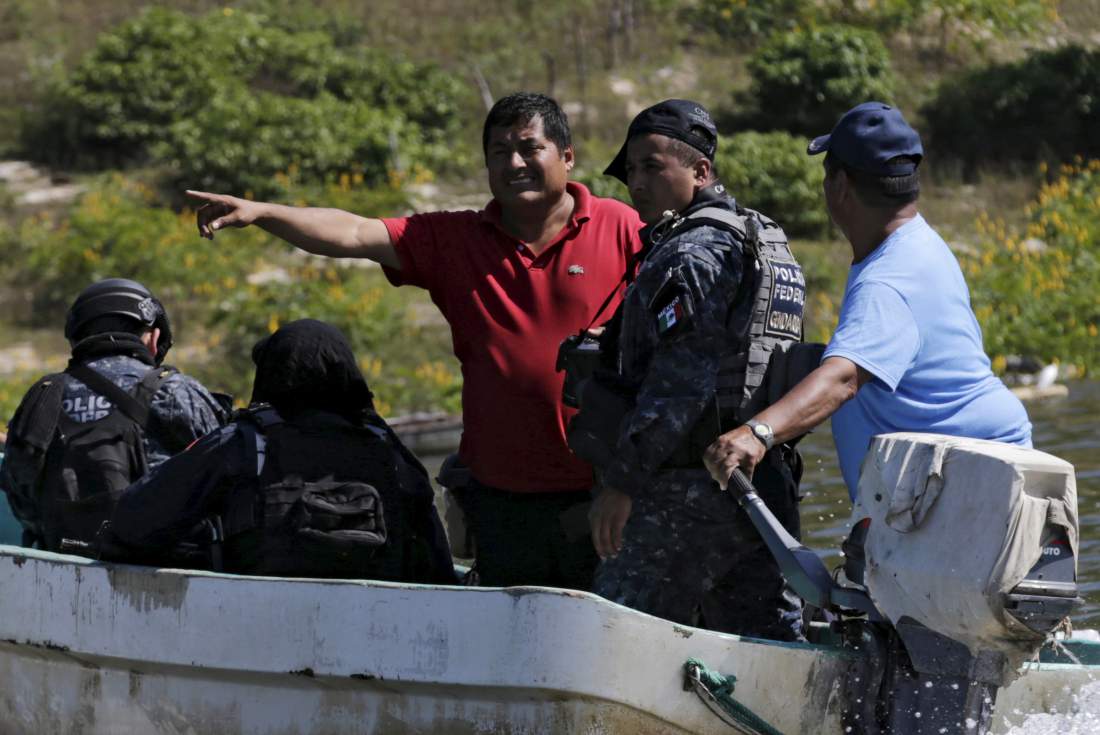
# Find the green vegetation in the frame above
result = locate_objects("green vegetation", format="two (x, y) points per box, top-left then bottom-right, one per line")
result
(922, 45), (1100, 175)
(966, 160), (1100, 375)
(1, 173), (459, 418)
(736, 25), (896, 136)
(686, 0), (812, 42)
(22, 6), (468, 197)
(0, 0), (1097, 428)
(718, 131), (828, 237)
(689, 0), (1057, 54)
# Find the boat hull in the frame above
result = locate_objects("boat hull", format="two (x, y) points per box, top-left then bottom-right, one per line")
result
(0, 546), (1093, 734)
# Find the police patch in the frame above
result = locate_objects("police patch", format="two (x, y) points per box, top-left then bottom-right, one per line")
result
(762, 258), (805, 340)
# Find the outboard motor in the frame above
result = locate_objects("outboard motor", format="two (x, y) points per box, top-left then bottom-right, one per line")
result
(724, 432), (1081, 735)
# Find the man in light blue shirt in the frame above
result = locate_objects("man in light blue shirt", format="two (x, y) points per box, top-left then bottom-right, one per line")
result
(704, 102), (1031, 500)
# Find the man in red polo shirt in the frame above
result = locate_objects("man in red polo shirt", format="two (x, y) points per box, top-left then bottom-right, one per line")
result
(188, 93), (644, 589)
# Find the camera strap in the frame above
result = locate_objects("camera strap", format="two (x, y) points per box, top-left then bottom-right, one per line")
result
(582, 236), (658, 332)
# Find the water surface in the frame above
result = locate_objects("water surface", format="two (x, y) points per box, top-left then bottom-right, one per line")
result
(796, 379), (1100, 626)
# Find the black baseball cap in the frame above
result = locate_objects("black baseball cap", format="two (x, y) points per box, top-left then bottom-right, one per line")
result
(807, 101), (923, 176)
(604, 99), (719, 184)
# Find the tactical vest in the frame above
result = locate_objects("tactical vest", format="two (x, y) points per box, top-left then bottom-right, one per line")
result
(653, 204), (806, 443)
(218, 407), (414, 580)
(3, 364), (173, 550)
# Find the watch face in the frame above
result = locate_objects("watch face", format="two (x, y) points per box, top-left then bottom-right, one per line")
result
(750, 422), (773, 447)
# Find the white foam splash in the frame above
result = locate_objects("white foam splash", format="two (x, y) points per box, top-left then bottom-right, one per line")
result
(1002, 680), (1100, 734)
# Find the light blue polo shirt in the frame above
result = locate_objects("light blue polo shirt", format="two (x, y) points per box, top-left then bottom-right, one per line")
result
(823, 214), (1032, 499)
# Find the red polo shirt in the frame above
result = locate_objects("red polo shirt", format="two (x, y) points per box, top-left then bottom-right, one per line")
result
(382, 182), (643, 492)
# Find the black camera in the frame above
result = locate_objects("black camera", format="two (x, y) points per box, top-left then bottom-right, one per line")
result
(556, 332), (604, 408)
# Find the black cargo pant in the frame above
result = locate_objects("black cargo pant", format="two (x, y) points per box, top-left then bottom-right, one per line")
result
(453, 480), (599, 590)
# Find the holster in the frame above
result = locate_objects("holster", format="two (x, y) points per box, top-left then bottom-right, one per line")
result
(766, 342), (826, 405)
(566, 374), (636, 469)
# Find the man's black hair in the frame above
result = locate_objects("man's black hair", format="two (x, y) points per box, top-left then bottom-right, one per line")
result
(482, 93), (572, 158)
(74, 314), (148, 342)
(825, 152), (920, 208)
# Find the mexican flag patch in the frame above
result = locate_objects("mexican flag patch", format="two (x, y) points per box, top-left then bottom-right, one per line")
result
(657, 298), (684, 334)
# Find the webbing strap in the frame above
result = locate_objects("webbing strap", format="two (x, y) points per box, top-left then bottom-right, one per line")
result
(683, 659), (784, 735)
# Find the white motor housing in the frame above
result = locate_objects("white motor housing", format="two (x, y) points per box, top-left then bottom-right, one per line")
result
(852, 433), (1079, 681)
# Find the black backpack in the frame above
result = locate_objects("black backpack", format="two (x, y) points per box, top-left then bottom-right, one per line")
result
(3, 363), (172, 551)
(217, 407), (390, 579)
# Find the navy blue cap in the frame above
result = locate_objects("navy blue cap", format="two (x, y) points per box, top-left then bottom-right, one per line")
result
(807, 102), (923, 176)
(605, 99), (718, 184)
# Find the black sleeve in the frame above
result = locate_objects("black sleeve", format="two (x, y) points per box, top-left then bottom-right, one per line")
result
(110, 424), (246, 550)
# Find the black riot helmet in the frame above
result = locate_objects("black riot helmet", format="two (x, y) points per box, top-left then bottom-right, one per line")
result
(64, 278), (174, 364)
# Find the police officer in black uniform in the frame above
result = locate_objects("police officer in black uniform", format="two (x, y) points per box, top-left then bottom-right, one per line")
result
(573, 100), (807, 639)
(107, 319), (456, 584)
(0, 278), (227, 549)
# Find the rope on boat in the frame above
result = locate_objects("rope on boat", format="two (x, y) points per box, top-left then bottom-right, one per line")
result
(683, 658), (784, 735)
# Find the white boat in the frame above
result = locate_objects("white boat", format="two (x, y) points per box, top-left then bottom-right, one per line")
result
(0, 544), (1095, 735)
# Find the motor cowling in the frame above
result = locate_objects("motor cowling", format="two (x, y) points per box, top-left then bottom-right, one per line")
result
(839, 433), (1081, 735)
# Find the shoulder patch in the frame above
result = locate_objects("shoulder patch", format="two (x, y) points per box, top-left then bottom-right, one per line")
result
(649, 267), (697, 337)
(657, 297), (686, 334)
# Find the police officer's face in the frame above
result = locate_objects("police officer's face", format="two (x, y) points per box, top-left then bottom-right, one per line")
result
(624, 134), (703, 225)
(485, 116), (574, 212)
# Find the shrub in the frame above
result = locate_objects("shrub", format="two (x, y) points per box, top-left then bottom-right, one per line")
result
(687, 0), (1056, 53)
(3, 172), (462, 415)
(737, 24), (895, 136)
(208, 262), (461, 416)
(964, 160), (1100, 375)
(922, 45), (1100, 175)
(25, 6), (470, 196)
(685, 0), (815, 44)
(570, 169), (628, 204)
(13, 174), (268, 325)
(718, 131), (829, 238)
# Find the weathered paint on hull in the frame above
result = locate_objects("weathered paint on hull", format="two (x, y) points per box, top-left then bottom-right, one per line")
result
(0, 546), (1094, 734)
(0, 547), (850, 734)
(0, 645), (701, 735)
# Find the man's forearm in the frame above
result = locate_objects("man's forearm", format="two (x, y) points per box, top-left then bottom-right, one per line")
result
(754, 359), (861, 444)
(254, 204), (397, 266)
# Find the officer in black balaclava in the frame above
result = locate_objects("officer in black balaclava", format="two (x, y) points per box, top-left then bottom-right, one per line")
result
(108, 319), (456, 584)
(0, 278), (228, 548)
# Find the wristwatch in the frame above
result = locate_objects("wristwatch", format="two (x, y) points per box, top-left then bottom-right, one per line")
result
(744, 420), (775, 451)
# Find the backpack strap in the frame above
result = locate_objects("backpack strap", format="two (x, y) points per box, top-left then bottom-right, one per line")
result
(237, 406), (285, 479)
(132, 366), (177, 408)
(66, 363), (153, 426)
(677, 206), (756, 256)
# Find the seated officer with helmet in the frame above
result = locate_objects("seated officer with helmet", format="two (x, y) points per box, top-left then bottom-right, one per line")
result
(106, 319), (457, 584)
(0, 278), (228, 551)
(566, 100), (806, 640)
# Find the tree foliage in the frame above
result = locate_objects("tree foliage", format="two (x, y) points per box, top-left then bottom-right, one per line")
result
(717, 131), (828, 238)
(734, 25), (895, 136)
(965, 160), (1100, 375)
(24, 6), (470, 197)
(922, 45), (1100, 174)
(688, 0), (1057, 53)
(4, 173), (459, 414)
